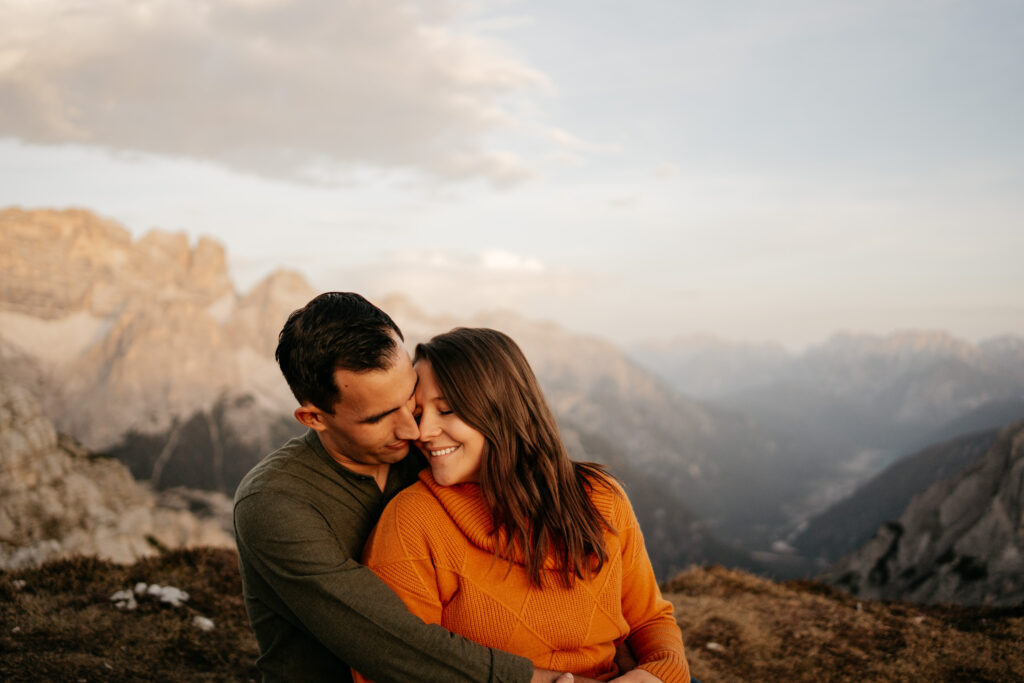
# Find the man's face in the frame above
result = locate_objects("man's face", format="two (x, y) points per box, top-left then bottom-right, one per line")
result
(307, 346), (420, 468)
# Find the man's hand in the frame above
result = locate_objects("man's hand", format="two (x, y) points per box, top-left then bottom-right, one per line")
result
(614, 639), (638, 672)
(531, 670), (603, 683)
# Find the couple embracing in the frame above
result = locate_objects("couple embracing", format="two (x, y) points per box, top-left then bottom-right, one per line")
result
(234, 292), (691, 683)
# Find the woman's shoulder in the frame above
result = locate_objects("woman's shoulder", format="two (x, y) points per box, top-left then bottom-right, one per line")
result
(579, 467), (635, 526)
(367, 480), (452, 564)
(381, 478), (441, 522)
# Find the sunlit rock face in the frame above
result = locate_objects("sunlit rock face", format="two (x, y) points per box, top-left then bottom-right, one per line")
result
(0, 208), (313, 450)
(0, 378), (234, 570)
(826, 420), (1024, 606)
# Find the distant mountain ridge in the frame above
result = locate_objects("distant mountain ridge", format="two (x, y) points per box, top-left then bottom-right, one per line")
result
(631, 331), (1024, 543)
(632, 331), (1024, 446)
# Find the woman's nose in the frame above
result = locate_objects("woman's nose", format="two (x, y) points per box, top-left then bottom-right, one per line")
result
(418, 412), (442, 439)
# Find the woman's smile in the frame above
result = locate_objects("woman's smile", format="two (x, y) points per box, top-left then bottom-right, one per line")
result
(426, 445), (460, 457)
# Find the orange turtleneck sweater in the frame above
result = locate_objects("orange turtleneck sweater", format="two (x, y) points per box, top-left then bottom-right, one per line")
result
(356, 470), (690, 683)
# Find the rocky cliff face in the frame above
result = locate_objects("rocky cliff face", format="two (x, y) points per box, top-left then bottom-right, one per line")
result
(0, 378), (234, 570)
(0, 208), (314, 449)
(825, 421), (1024, 605)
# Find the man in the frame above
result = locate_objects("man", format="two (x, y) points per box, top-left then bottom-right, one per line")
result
(234, 292), (592, 682)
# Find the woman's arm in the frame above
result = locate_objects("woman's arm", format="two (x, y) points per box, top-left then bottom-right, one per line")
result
(614, 492), (691, 683)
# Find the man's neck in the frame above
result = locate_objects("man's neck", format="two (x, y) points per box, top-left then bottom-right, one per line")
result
(320, 440), (390, 491)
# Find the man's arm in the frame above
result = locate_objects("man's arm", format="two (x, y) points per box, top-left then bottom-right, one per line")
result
(235, 491), (533, 683)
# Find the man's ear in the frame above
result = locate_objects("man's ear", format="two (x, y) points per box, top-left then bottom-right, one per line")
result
(294, 404), (326, 432)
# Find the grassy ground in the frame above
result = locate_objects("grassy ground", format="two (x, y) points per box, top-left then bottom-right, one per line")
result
(2, 548), (1022, 682)
(0, 548), (258, 681)
(669, 566), (1024, 682)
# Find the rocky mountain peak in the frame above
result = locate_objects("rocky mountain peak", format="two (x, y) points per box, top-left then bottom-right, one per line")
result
(0, 208), (234, 319)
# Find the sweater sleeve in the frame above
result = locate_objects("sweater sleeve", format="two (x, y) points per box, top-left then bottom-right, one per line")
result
(615, 492), (691, 683)
(362, 489), (447, 626)
(234, 489), (531, 683)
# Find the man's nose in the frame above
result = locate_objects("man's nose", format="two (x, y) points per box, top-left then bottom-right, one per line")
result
(395, 407), (420, 440)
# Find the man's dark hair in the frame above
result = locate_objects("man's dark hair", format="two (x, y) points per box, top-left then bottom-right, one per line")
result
(276, 292), (404, 413)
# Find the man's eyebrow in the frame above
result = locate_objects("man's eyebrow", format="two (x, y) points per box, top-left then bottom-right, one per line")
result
(358, 374), (419, 424)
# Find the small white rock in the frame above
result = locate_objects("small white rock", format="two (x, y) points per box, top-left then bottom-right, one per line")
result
(12, 580), (26, 590)
(134, 582), (148, 596)
(110, 589), (138, 610)
(192, 615), (215, 632)
(147, 584), (189, 607)
(706, 642), (726, 653)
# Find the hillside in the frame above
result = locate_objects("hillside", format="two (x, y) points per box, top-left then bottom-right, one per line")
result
(1, 547), (1021, 682)
(0, 378), (233, 570)
(825, 421), (1024, 606)
(793, 428), (1000, 565)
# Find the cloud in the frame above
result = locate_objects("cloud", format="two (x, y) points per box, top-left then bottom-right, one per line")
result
(333, 247), (596, 320)
(0, 0), (552, 186)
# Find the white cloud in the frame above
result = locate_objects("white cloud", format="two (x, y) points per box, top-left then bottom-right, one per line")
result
(328, 247), (594, 322)
(0, 0), (554, 186)
(479, 249), (543, 271)
(655, 162), (679, 178)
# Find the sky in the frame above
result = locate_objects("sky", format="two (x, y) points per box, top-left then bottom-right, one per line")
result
(1, 0), (1022, 349)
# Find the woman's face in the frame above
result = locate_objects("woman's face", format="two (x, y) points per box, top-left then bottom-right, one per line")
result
(413, 359), (487, 486)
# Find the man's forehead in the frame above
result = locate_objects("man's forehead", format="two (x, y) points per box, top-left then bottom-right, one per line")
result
(334, 354), (415, 415)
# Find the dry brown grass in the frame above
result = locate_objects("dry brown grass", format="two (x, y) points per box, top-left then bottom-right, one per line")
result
(667, 565), (1024, 682)
(2, 550), (1023, 682)
(0, 548), (258, 682)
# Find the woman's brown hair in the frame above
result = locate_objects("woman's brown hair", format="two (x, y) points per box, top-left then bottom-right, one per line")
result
(414, 327), (615, 588)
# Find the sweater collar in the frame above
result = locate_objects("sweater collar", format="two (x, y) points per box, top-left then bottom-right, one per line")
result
(418, 469), (564, 570)
(418, 469), (499, 553)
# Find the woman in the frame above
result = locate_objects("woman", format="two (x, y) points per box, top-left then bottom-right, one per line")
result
(358, 328), (690, 682)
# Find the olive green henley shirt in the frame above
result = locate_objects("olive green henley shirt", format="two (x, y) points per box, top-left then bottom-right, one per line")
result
(234, 429), (533, 682)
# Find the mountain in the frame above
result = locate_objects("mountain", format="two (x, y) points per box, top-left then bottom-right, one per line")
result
(15, 207), (1019, 580)
(793, 428), (1000, 566)
(631, 331), (1024, 544)
(824, 421), (1024, 605)
(3, 208), (781, 574)
(0, 208), (315, 450)
(0, 378), (233, 570)
(630, 334), (792, 399)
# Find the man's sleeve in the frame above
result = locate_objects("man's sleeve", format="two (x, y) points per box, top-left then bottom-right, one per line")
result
(234, 491), (533, 683)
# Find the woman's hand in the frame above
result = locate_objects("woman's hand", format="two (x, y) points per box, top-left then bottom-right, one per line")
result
(609, 669), (663, 683)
